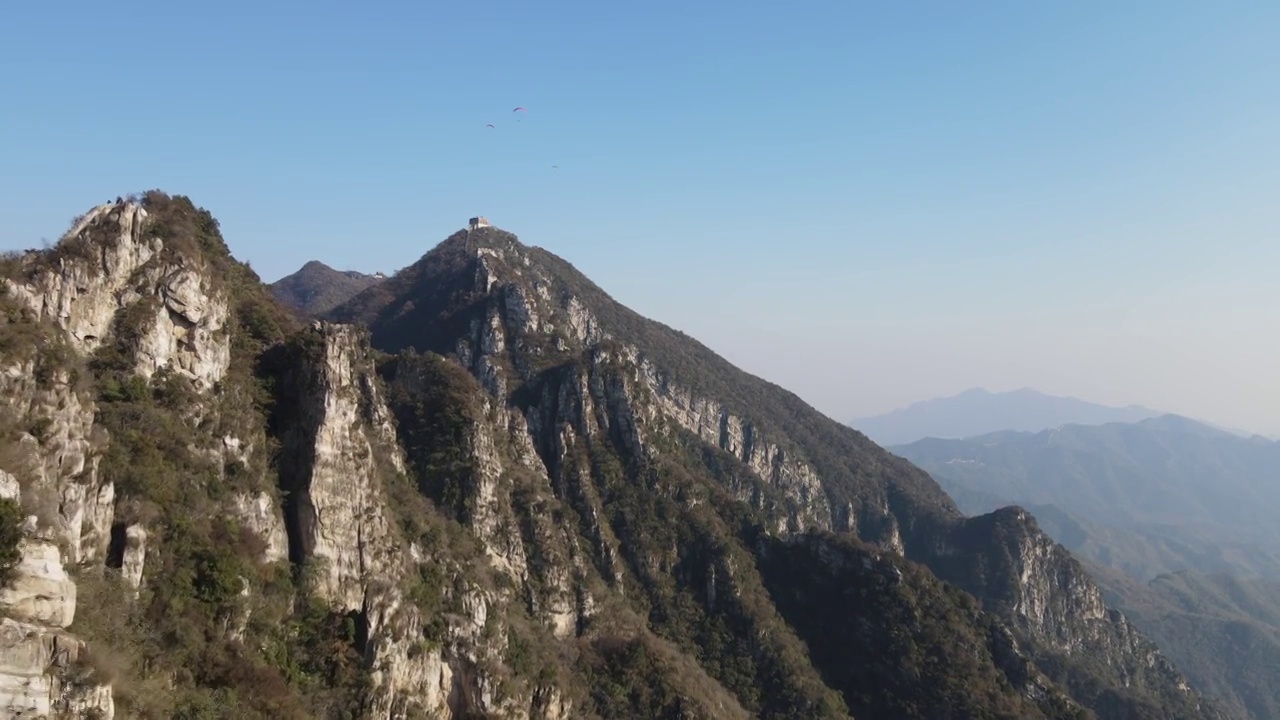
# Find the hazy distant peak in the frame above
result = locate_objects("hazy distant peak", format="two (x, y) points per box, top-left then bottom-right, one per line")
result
(1140, 412), (1207, 429)
(851, 387), (1163, 446)
(1137, 413), (1260, 441)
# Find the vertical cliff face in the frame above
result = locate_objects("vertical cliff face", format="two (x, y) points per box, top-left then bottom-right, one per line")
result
(0, 356), (113, 568)
(274, 323), (404, 608)
(755, 531), (1090, 720)
(271, 322), (577, 719)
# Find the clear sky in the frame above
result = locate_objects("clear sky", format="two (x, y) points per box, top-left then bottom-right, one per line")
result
(2, 1), (1278, 435)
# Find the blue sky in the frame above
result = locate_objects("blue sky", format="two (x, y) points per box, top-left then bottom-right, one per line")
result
(2, 1), (1278, 434)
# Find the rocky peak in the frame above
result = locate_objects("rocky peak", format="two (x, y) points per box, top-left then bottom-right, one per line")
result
(2, 194), (231, 390)
(4, 200), (157, 354)
(330, 227), (604, 357)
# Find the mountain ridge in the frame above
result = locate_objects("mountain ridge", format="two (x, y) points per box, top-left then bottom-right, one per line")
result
(0, 205), (1222, 719)
(892, 413), (1280, 557)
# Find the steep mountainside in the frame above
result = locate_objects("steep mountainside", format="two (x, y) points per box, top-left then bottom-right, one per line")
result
(270, 260), (385, 317)
(893, 416), (1280, 573)
(330, 224), (1220, 719)
(854, 387), (1161, 446)
(941, 485), (1280, 720)
(0, 201), (1220, 719)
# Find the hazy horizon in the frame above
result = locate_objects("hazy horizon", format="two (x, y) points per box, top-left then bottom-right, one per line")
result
(4, 2), (1278, 436)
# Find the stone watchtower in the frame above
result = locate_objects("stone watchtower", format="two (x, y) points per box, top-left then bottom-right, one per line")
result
(468, 216), (490, 231)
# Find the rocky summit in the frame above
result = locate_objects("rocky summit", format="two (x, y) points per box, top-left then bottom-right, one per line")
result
(0, 194), (1224, 719)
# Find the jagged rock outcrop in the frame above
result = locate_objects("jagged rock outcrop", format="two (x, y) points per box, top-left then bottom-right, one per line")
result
(5, 202), (156, 353)
(277, 323), (447, 714)
(0, 478), (113, 718)
(0, 617), (114, 720)
(634, 357), (832, 533)
(0, 359), (112, 566)
(0, 534), (77, 629)
(0, 289), (115, 717)
(276, 323), (404, 608)
(230, 491), (289, 564)
(123, 262), (231, 387)
(756, 531), (1089, 719)
(380, 350), (601, 645)
(4, 198), (231, 390)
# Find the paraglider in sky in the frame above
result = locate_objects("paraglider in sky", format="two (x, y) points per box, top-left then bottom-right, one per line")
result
(485, 123), (495, 128)
(512, 107), (527, 122)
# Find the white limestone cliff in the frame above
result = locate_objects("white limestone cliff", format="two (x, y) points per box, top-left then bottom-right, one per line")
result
(0, 478), (113, 718)
(281, 323), (573, 719)
(4, 199), (231, 390)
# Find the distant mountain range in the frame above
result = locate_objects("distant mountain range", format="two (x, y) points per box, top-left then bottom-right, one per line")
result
(892, 415), (1280, 719)
(270, 260), (386, 316)
(892, 414), (1280, 558)
(851, 388), (1162, 446)
(931, 477), (1280, 583)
